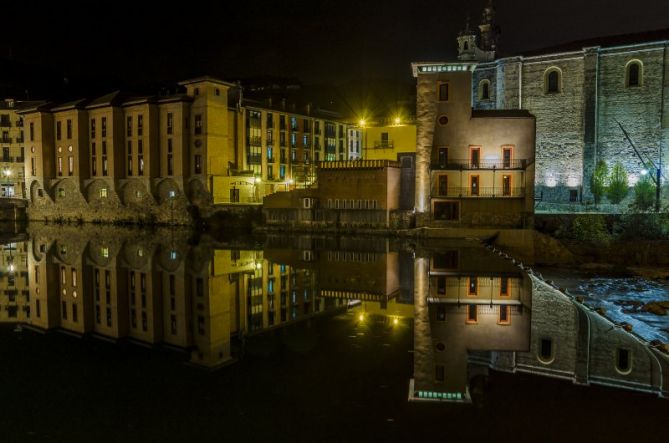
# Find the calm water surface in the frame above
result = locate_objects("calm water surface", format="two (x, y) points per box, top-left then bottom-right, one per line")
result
(0, 224), (667, 442)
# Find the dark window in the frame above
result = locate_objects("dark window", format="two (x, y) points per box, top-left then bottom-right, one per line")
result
(547, 70), (560, 93)
(194, 114), (202, 135)
(481, 81), (490, 100)
(569, 189), (578, 202)
(29, 122), (34, 141)
(627, 63), (640, 87)
(127, 116), (132, 136)
(56, 121), (62, 140)
(540, 338), (553, 361)
(617, 349), (631, 372)
(467, 304), (477, 323)
(167, 113), (173, 134)
(66, 119), (72, 139)
(438, 83), (449, 101)
(438, 147), (448, 166)
(437, 304), (446, 321)
(434, 201), (459, 220)
(194, 154), (202, 174)
(101, 117), (107, 137)
(137, 115), (143, 136)
(500, 277), (509, 296)
(90, 119), (96, 138)
(468, 277), (477, 295)
(437, 276), (446, 295)
(438, 175), (448, 196)
(435, 365), (445, 382)
(499, 305), (509, 323)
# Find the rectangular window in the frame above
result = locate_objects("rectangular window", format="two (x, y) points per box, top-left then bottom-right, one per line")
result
(502, 175), (511, 196)
(569, 189), (578, 202)
(194, 155), (202, 174)
(56, 121), (62, 140)
(266, 113), (273, 128)
(66, 119), (72, 139)
(167, 113), (173, 134)
(57, 157), (63, 175)
(127, 141), (133, 176)
(127, 116), (132, 136)
(68, 156), (73, 176)
(502, 146), (513, 168)
(470, 146), (480, 168)
(433, 201), (459, 220)
(435, 365), (445, 382)
(62, 301), (67, 320)
(90, 119), (96, 138)
(438, 147), (448, 167)
(467, 304), (478, 324)
(468, 277), (478, 295)
(500, 277), (509, 296)
(31, 157), (36, 176)
(101, 117), (107, 137)
(29, 122), (34, 141)
(437, 276), (446, 295)
(36, 299), (41, 318)
(72, 269), (77, 287)
(438, 175), (448, 196)
(167, 139), (174, 175)
(438, 82), (449, 101)
(470, 175), (480, 196)
(137, 115), (143, 136)
(194, 114), (202, 135)
(498, 305), (510, 324)
(72, 303), (78, 322)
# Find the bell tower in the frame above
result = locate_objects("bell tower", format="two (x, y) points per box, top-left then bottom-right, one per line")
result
(478, 0), (500, 53)
(457, 15), (478, 61)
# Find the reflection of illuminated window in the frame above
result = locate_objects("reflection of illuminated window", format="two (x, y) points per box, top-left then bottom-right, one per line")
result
(437, 305), (446, 321)
(435, 365), (445, 382)
(500, 277), (509, 296)
(466, 305), (477, 323)
(538, 338), (554, 364)
(437, 276), (446, 295)
(468, 277), (477, 295)
(498, 305), (510, 325)
(616, 348), (632, 374)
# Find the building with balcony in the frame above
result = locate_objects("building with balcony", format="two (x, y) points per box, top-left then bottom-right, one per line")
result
(13, 77), (356, 223)
(0, 99), (42, 199)
(412, 60), (535, 228)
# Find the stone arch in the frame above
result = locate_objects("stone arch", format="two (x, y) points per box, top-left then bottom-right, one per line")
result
(30, 180), (52, 204)
(156, 178), (182, 204)
(119, 179), (154, 207)
(543, 66), (563, 94)
(625, 59), (643, 87)
(186, 177), (212, 207)
(121, 241), (152, 270)
(156, 243), (186, 273)
(84, 179), (115, 205)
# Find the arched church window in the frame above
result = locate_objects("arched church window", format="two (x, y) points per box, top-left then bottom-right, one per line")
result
(625, 60), (643, 87)
(545, 68), (561, 94)
(478, 80), (491, 101)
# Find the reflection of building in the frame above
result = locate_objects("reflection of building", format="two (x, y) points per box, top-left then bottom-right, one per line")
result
(411, 245), (532, 403)
(412, 58), (536, 228)
(0, 241), (30, 322)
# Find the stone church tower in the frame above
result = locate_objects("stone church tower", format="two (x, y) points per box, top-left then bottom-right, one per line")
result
(457, 1), (499, 62)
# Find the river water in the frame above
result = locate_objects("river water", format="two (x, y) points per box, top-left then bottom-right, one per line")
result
(0, 224), (667, 442)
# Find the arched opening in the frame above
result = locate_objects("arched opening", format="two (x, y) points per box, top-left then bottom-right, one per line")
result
(625, 60), (643, 87)
(545, 68), (561, 94)
(479, 80), (491, 101)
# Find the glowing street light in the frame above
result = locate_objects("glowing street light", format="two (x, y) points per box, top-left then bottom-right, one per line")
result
(393, 117), (401, 125)
(358, 119), (366, 128)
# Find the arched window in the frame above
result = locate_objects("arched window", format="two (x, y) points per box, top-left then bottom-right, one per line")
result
(545, 68), (561, 94)
(616, 348), (632, 374)
(537, 337), (555, 364)
(463, 41), (469, 50)
(625, 60), (643, 87)
(478, 80), (491, 101)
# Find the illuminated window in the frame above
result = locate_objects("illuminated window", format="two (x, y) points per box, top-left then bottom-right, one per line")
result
(468, 277), (477, 295)
(194, 114), (202, 135)
(101, 247), (109, 258)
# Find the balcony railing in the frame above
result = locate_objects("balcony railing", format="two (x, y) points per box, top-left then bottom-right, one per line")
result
(434, 187), (525, 198)
(432, 159), (528, 170)
(1, 137), (11, 143)
(247, 136), (262, 146)
(374, 140), (394, 149)
(0, 121), (10, 128)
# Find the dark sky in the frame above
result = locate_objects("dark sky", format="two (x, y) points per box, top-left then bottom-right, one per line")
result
(1, 0), (667, 109)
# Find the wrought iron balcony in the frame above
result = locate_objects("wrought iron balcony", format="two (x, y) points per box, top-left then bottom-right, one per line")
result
(431, 159), (528, 170)
(433, 186), (525, 198)
(374, 140), (394, 149)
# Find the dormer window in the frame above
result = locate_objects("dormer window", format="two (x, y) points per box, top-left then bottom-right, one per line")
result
(625, 60), (643, 87)
(544, 68), (562, 94)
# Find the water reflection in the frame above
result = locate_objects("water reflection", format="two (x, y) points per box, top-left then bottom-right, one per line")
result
(1, 225), (667, 401)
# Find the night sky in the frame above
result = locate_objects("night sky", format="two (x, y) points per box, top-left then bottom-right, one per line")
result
(1, 0), (667, 114)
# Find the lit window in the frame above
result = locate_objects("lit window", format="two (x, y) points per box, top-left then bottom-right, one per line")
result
(99, 188), (108, 198)
(101, 247), (109, 258)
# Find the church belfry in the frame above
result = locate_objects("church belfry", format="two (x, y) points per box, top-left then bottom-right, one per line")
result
(478, 0), (500, 52)
(457, 15), (478, 61)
